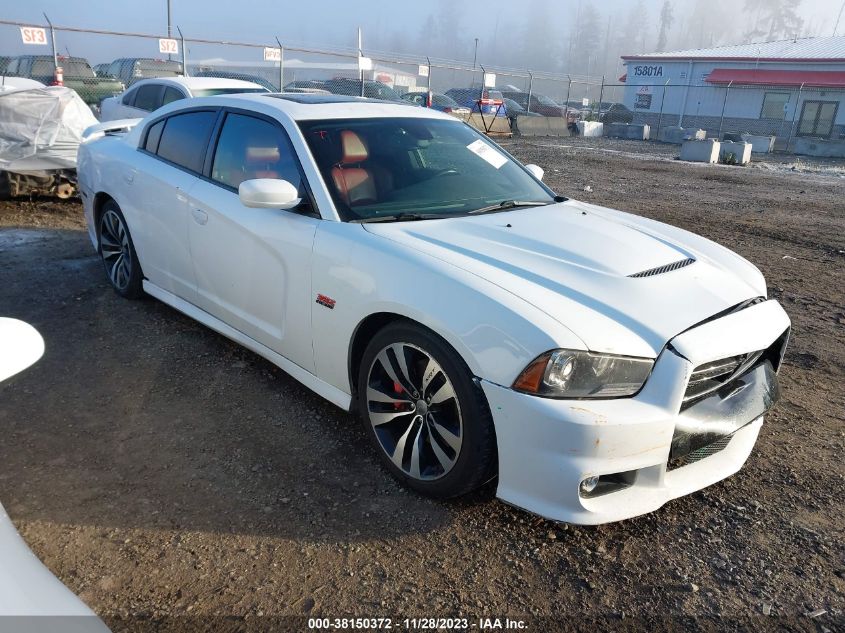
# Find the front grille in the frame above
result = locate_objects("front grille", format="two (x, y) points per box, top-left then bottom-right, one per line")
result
(683, 350), (764, 407)
(628, 258), (695, 278)
(668, 434), (733, 470)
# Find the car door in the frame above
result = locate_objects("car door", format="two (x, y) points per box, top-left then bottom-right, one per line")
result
(186, 110), (319, 371)
(127, 109), (219, 302)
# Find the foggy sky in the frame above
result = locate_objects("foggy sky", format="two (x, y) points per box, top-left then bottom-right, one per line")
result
(2, 0), (841, 77)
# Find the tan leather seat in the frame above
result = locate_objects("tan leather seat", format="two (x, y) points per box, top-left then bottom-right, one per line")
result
(331, 130), (378, 206)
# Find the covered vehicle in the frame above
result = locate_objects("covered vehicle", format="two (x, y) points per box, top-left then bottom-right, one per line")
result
(0, 85), (97, 197)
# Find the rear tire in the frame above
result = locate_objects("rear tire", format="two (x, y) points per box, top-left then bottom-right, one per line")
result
(98, 200), (143, 299)
(357, 322), (497, 499)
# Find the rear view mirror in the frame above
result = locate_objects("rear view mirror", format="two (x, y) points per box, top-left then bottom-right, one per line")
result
(524, 164), (544, 181)
(238, 179), (301, 210)
(0, 318), (45, 382)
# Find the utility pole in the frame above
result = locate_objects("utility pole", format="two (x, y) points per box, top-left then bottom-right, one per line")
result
(473, 38), (479, 69)
(167, 0), (172, 37)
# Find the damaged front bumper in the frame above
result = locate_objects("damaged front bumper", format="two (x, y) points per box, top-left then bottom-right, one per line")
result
(482, 299), (791, 525)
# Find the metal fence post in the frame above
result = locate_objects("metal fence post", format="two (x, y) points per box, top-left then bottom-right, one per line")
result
(717, 81), (732, 140)
(785, 83), (805, 152)
(275, 37), (285, 90)
(564, 75), (572, 114)
(177, 26), (187, 76)
(527, 71), (533, 114)
(657, 79), (669, 140)
(426, 56), (432, 94)
(43, 13), (57, 69)
(597, 75), (605, 120)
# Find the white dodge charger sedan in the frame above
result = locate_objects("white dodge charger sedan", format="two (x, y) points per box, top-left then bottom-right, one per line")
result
(77, 93), (790, 524)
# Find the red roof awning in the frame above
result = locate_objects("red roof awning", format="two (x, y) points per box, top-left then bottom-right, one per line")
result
(706, 68), (845, 88)
(618, 73), (627, 83)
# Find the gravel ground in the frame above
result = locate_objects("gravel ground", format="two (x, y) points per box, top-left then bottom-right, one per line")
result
(0, 137), (843, 632)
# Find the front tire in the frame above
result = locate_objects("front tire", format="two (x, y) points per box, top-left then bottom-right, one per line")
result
(98, 200), (143, 299)
(357, 322), (497, 499)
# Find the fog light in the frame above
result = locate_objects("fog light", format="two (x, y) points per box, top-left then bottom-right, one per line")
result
(579, 476), (600, 495)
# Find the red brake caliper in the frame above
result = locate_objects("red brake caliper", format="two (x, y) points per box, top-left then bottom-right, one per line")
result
(393, 381), (404, 409)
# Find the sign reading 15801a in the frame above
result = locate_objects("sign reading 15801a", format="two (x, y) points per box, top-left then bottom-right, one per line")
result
(632, 65), (664, 77)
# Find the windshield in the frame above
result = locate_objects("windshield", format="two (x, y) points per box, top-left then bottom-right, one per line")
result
(192, 87), (268, 96)
(299, 117), (554, 222)
(535, 94), (558, 106)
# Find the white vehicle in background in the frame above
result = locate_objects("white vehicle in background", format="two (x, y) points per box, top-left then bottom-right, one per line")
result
(77, 93), (790, 525)
(99, 76), (268, 122)
(0, 318), (109, 630)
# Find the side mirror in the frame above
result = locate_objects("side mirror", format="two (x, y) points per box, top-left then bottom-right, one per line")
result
(238, 179), (301, 210)
(524, 164), (544, 181)
(0, 318), (45, 382)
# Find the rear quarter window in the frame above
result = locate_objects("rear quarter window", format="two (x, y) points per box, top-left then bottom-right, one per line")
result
(155, 110), (217, 173)
(133, 84), (162, 111)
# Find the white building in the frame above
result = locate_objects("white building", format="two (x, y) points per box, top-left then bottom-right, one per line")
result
(620, 36), (845, 141)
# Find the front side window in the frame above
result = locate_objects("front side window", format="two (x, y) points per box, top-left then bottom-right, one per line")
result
(133, 84), (162, 111)
(299, 117), (553, 221)
(155, 110), (217, 173)
(122, 87), (138, 106)
(211, 113), (305, 196)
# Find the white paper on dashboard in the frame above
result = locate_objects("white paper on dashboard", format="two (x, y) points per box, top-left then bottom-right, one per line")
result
(466, 139), (507, 169)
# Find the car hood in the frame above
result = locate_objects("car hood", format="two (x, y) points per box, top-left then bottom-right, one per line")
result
(363, 199), (767, 358)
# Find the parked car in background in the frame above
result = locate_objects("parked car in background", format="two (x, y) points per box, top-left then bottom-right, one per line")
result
(99, 76), (268, 121)
(0, 56), (11, 76)
(502, 98), (541, 119)
(284, 80), (327, 92)
(445, 87), (506, 116)
(93, 63), (114, 78)
(107, 58), (183, 88)
(600, 103), (635, 124)
(6, 55), (123, 105)
(400, 91), (470, 116)
(321, 78), (404, 102)
(195, 70), (277, 92)
(501, 90), (567, 118)
(78, 92), (790, 525)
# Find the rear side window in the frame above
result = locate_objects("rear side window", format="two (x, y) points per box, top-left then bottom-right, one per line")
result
(144, 120), (165, 153)
(161, 86), (184, 106)
(133, 84), (162, 111)
(156, 111), (217, 173)
(211, 113), (304, 194)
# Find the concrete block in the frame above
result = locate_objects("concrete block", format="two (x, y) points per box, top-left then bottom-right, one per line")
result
(659, 126), (705, 144)
(794, 137), (845, 158)
(577, 121), (604, 137)
(740, 134), (775, 153)
(719, 141), (752, 165)
(680, 139), (720, 163)
(514, 116), (570, 137)
(605, 123), (650, 140)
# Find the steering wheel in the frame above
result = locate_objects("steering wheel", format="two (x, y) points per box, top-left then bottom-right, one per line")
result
(432, 169), (460, 178)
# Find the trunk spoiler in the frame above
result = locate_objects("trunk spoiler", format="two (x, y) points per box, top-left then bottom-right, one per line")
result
(82, 118), (143, 143)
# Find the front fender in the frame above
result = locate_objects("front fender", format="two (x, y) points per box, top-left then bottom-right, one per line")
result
(311, 222), (587, 401)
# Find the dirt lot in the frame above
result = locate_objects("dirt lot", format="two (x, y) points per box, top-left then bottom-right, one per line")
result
(0, 138), (843, 632)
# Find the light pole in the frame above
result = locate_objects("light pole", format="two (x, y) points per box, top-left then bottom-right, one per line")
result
(167, 0), (172, 37)
(472, 38), (479, 70)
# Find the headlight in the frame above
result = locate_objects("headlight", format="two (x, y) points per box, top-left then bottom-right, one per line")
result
(512, 349), (654, 398)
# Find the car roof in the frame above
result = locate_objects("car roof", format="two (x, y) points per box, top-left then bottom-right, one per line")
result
(129, 76), (264, 90)
(150, 92), (456, 123)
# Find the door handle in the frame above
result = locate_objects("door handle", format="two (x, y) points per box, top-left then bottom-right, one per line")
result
(192, 208), (208, 225)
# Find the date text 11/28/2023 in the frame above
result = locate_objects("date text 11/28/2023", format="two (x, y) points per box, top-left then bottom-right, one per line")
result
(307, 617), (528, 630)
